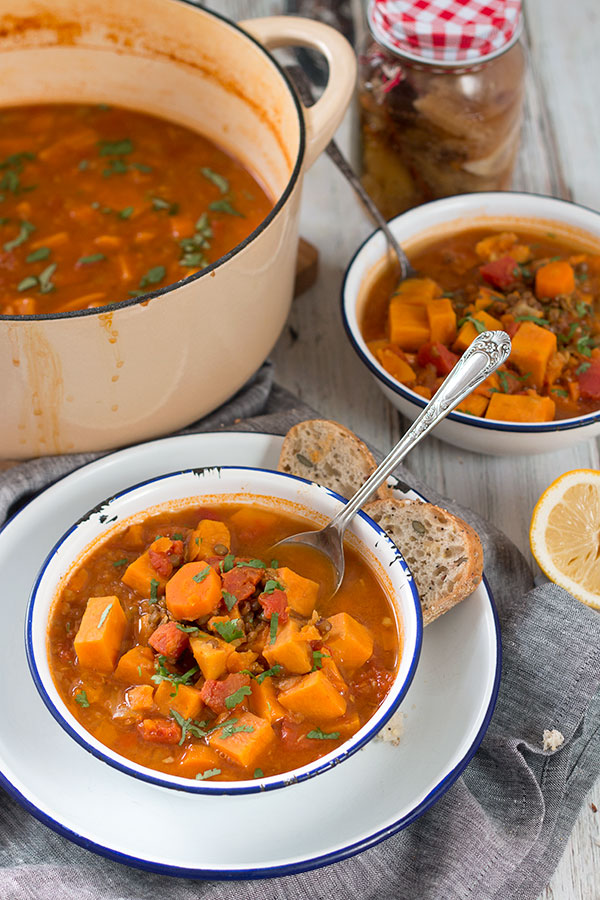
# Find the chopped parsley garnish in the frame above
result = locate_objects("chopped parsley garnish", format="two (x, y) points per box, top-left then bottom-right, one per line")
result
(98, 138), (134, 156)
(78, 159), (89, 170)
(78, 253), (105, 264)
(139, 265), (166, 290)
(175, 623), (200, 633)
(498, 371), (510, 393)
(311, 650), (331, 671)
(103, 158), (129, 177)
(65, 622), (71, 633)
(213, 619), (244, 643)
(575, 300), (589, 317)
(152, 656), (199, 695)
(255, 665), (282, 685)
(576, 335), (593, 357)
(209, 198), (244, 217)
(192, 567), (210, 583)
(4, 220), (35, 252)
(178, 214), (213, 269)
(196, 768), (221, 781)
(263, 579), (283, 594)
(26, 246), (50, 263)
(97, 602), (113, 629)
(253, 768), (264, 778)
(112, 558), (128, 567)
(172, 533), (184, 541)
(269, 612), (279, 645)
(38, 263), (57, 294)
(220, 554), (235, 573)
(75, 690), (89, 708)
(17, 276), (37, 292)
(551, 388), (569, 398)
(224, 685), (252, 710)
(457, 315), (486, 334)
(151, 196), (179, 215)
(222, 590), (237, 612)
(219, 720), (254, 739)
(270, 559), (278, 568)
(237, 558), (266, 569)
(200, 167), (229, 195)
(514, 315), (550, 326)
(119, 206), (134, 219)
(307, 727), (340, 740)
(576, 361), (591, 375)
(137, 665), (143, 677)
(149, 578), (160, 602)
(170, 708), (209, 744)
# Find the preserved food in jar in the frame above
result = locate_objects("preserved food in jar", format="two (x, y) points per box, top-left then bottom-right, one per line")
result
(359, 0), (525, 218)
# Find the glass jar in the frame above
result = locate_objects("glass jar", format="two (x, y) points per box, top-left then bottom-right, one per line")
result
(358, 1), (526, 219)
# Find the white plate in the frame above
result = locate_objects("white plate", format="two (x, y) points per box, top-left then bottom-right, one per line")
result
(0, 432), (500, 878)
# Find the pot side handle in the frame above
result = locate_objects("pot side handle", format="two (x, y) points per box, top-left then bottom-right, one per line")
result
(239, 16), (356, 169)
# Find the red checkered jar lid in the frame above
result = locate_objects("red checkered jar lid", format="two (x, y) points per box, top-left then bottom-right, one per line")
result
(367, 0), (522, 66)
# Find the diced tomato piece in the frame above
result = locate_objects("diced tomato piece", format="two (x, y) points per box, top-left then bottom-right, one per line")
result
(148, 621), (189, 661)
(204, 556), (224, 573)
(138, 718), (182, 744)
(504, 320), (520, 339)
(149, 550), (173, 578)
(258, 589), (289, 623)
(221, 565), (263, 602)
(577, 358), (600, 399)
(278, 717), (313, 750)
(200, 673), (251, 714)
(417, 342), (459, 376)
(479, 256), (517, 290)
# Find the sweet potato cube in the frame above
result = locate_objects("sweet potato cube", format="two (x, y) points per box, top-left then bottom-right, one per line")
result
(190, 632), (233, 680)
(263, 621), (312, 674)
(275, 567), (319, 617)
(388, 299), (430, 351)
(374, 347), (416, 383)
(250, 678), (286, 723)
(453, 310), (503, 353)
(126, 684), (155, 712)
(509, 321), (557, 388)
(73, 595), (127, 673)
(393, 277), (441, 305)
(278, 669), (347, 720)
(208, 711), (274, 770)
(325, 613), (373, 672)
(114, 645), (156, 685)
(456, 393), (489, 417)
(426, 298), (457, 345)
(333, 711), (361, 740)
(188, 520), (231, 561)
(122, 537), (173, 598)
(154, 681), (204, 720)
(227, 650), (258, 673)
(486, 392), (555, 423)
(177, 744), (222, 778)
(165, 561), (222, 620)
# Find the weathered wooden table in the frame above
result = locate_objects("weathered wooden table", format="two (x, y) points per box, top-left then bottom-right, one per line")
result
(263, 0), (599, 896)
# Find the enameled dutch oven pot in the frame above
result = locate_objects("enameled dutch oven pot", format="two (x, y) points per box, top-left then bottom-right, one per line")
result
(0, 0), (356, 458)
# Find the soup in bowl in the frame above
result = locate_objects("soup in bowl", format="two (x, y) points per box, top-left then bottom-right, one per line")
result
(27, 467), (422, 793)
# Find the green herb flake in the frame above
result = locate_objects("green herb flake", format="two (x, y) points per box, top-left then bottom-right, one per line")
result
(253, 768), (264, 779)
(498, 371), (510, 393)
(576, 361), (591, 375)
(132, 162), (152, 173)
(237, 558), (266, 569)
(224, 685), (252, 710)
(65, 622), (71, 633)
(17, 275), (37, 292)
(196, 768), (222, 781)
(137, 665), (143, 677)
(112, 558), (129, 567)
(103, 158), (129, 177)
(152, 656), (199, 695)
(97, 602), (113, 629)
(78, 253), (105, 265)
(192, 567), (210, 584)
(200, 167), (229, 195)
(151, 196), (179, 215)
(26, 246), (50, 263)
(219, 721), (254, 740)
(175, 623), (200, 634)
(270, 559), (278, 569)
(139, 265), (166, 289)
(577, 335), (593, 357)
(98, 138), (134, 156)
(75, 690), (90, 708)
(209, 198), (244, 217)
(514, 315), (550, 326)
(307, 727), (340, 741)
(221, 554), (235, 573)
(263, 579), (283, 594)
(255, 665), (282, 685)
(311, 650), (331, 671)
(269, 611), (279, 645)
(149, 578), (160, 602)
(222, 590), (237, 612)
(575, 301), (589, 317)
(172, 533), (184, 541)
(119, 206), (134, 219)
(4, 219), (35, 252)
(213, 619), (244, 643)
(78, 159), (89, 171)
(551, 388), (569, 398)
(38, 262), (57, 294)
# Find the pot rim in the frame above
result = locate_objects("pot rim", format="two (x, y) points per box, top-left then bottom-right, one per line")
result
(0, 0), (306, 323)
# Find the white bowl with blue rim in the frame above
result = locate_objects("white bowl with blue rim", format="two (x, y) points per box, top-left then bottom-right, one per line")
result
(342, 192), (600, 456)
(26, 465), (422, 795)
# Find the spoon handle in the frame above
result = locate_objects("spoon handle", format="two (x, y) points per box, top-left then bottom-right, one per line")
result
(331, 330), (512, 529)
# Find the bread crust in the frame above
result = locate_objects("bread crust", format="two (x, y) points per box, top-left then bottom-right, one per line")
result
(278, 419), (392, 501)
(364, 498), (483, 625)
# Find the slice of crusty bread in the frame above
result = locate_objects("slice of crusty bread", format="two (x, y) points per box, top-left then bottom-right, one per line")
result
(364, 498), (483, 625)
(278, 419), (391, 501)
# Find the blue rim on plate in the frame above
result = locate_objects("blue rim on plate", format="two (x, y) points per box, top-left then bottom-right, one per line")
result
(25, 466), (423, 797)
(1, 435), (502, 879)
(340, 192), (600, 434)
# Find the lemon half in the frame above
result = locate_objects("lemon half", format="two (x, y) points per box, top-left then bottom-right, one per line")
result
(530, 469), (600, 610)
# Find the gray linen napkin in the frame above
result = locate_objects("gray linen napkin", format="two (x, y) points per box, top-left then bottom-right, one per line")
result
(1, 370), (599, 900)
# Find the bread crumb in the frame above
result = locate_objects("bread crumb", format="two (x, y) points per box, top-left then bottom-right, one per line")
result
(542, 728), (564, 752)
(376, 710), (404, 745)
